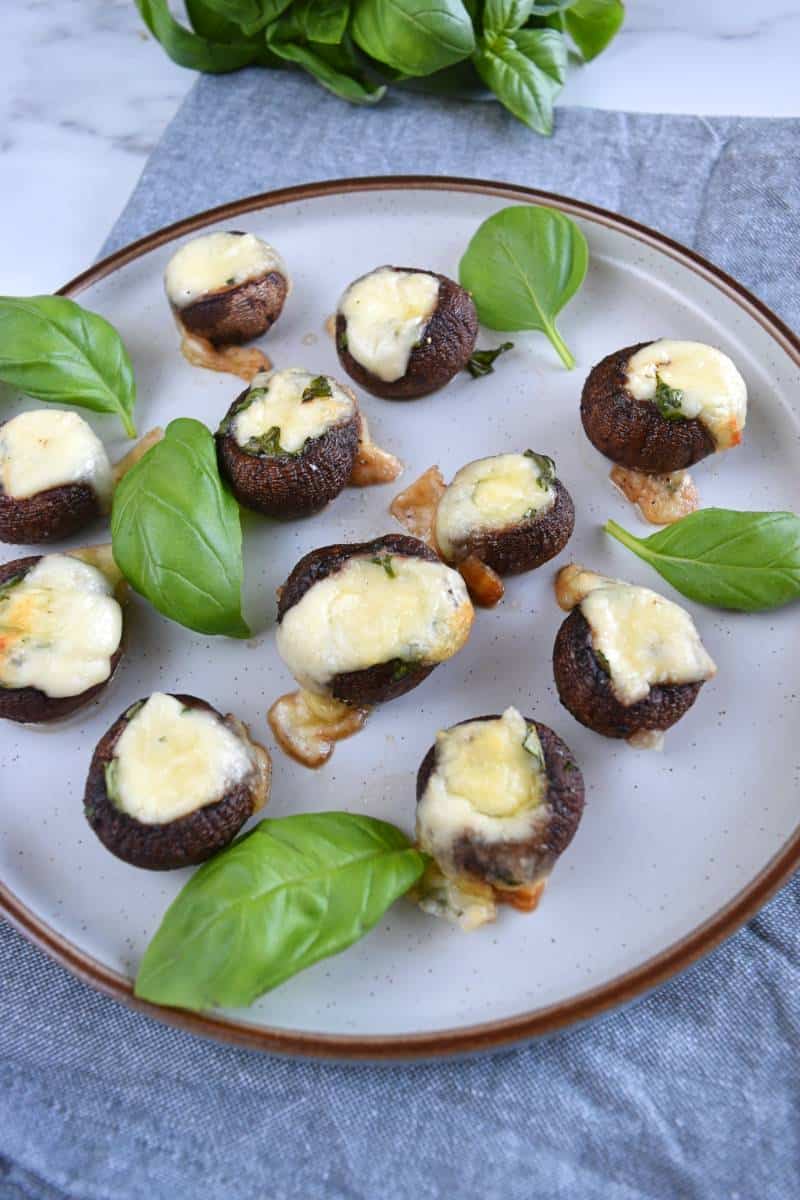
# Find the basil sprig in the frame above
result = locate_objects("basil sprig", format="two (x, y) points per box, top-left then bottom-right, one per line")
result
(0, 295), (137, 438)
(605, 509), (800, 612)
(111, 418), (250, 637)
(466, 341), (514, 378)
(459, 205), (588, 368)
(134, 813), (427, 1011)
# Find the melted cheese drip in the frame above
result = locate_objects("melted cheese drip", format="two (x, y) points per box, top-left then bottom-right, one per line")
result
(435, 454), (555, 561)
(0, 410), (113, 508)
(0, 555), (122, 698)
(232, 368), (355, 454)
(577, 576), (717, 705)
(111, 693), (254, 824)
(338, 267), (439, 382)
(165, 232), (286, 307)
(276, 553), (473, 694)
(626, 340), (747, 451)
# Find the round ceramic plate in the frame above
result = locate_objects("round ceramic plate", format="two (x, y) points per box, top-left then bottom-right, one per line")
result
(2, 177), (799, 1060)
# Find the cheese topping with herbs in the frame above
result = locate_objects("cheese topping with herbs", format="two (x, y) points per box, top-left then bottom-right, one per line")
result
(338, 267), (439, 382)
(0, 554), (122, 698)
(109, 693), (255, 824)
(0, 410), (113, 508)
(626, 339), (747, 450)
(165, 232), (286, 307)
(231, 368), (355, 454)
(276, 553), (473, 694)
(435, 453), (555, 561)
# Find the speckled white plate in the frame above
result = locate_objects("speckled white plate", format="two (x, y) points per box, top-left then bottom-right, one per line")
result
(2, 178), (799, 1060)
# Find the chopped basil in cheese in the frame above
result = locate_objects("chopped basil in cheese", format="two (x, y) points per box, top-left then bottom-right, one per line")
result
(164, 231), (286, 307)
(435, 453), (556, 561)
(625, 340), (747, 450)
(338, 267), (439, 382)
(0, 409), (113, 509)
(0, 554), (122, 698)
(275, 553), (473, 694)
(110, 692), (255, 824)
(231, 368), (354, 455)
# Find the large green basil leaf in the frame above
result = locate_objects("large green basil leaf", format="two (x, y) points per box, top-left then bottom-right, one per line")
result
(459, 204), (587, 368)
(136, 0), (261, 70)
(351, 0), (475, 77)
(483, 0), (535, 33)
(268, 38), (387, 103)
(268, 0), (350, 45)
(473, 27), (565, 134)
(135, 813), (427, 1011)
(562, 0), (624, 61)
(0, 295), (137, 438)
(111, 418), (249, 637)
(604, 510), (800, 612)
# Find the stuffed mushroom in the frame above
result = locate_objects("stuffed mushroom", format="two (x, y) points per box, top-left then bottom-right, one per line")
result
(335, 266), (478, 400)
(84, 691), (271, 870)
(0, 409), (114, 544)
(552, 564), (717, 748)
(0, 551), (124, 723)
(414, 707), (585, 930)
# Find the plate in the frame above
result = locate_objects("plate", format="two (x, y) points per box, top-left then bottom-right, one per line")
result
(2, 177), (799, 1061)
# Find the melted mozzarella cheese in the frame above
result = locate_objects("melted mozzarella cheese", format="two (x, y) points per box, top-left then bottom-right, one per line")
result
(111, 692), (255, 824)
(338, 267), (439, 382)
(0, 554), (122, 698)
(435, 454), (555, 561)
(232, 368), (355, 454)
(417, 708), (547, 873)
(626, 339), (747, 450)
(165, 232), (286, 307)
(276, 553), (473, 694)
(578, 577), (717, 705)
(0, 410), (113, 508)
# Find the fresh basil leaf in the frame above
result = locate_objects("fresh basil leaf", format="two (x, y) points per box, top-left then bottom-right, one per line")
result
(474, 27), (565, 134)
(466, 341), (514, 378)
(268, 37), (387, 103)
(268, 0), (350, 44)
(459, 204), (588, 368)
(604, 509), (800, 612)
(185, 0), (280, 58)
(134, 813), (428, 1011)
(194, 0), (264, 28)
(136, 0), (260, 71)
(483, 0), (536, 33)
(351, 0), (475, 77)
(242, 0), (295, 33)
(0, 295), (137, 438)
(563, 0), (624, 61)
(111, 418), (249, 637)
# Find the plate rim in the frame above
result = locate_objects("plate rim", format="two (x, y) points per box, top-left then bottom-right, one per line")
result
(2, 173), (799, 1061)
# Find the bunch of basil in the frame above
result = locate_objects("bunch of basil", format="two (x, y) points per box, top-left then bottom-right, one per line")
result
(136, 0), (624, 135)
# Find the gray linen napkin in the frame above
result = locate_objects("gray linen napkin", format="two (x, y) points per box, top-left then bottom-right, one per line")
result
(3, 70), (799, 1200)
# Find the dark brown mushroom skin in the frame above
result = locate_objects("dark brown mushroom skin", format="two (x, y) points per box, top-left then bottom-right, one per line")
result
(0, 555), (123, 724)
(416, 717), (585, 890)
(215, 390), (360, 519)
(277, 534), (446, 706)
(553, 607), (704, 739)
(83, 694), (261, 871)
(0, 479), (102, 545)
(335, 268), (479, 400)
(581, 341), (716, 473)
(447, 479), (575, 576)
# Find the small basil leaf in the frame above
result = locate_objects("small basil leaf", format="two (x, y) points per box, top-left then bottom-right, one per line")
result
(371, 554), (396, 578)
(111, 418), (249, 637)
(268, 0), (350, 45)
(483, 0), (536, 33)
(563, 0), (624, 62)
(524, 448), (556, 489)
(0, 295), (137, 438)
(459, 204), (587, 368)
(135, 0), (261, 70)
(244, 425), (304, 456)
(351, 0), (475, 77)
(473, 28), (566, 135)
(604, 509), (800, 612)
(268, 38), (387, 103)
(301, 375), (333, 401)
(466, 341), (514, 378)
(654, 373), (685, 421)
(134, 813), (428, 1011)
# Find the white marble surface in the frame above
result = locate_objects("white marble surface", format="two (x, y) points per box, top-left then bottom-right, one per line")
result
(2, 1), (798, 296)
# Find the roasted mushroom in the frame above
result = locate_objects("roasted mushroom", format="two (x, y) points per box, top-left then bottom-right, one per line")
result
(552, 564), (717, 748)
(0, 409), (114, 544)
(581, 339), (747, 474)
(335, 266), (478, 400)
(414, 707), (585, 929)
(84, 692), (271, 870)
(216, 367), (361, 518)
(0, 551), (124, 723)
(269, 534), (474, 766)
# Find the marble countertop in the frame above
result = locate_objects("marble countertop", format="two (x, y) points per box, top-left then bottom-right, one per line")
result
(3, 1), (798, 295)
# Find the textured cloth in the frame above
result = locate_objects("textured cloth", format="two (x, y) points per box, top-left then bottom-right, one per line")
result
(4, 70), (800, 1200)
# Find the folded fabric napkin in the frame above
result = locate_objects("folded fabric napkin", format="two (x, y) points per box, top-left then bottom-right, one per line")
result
(2, 71), (799, 1200)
